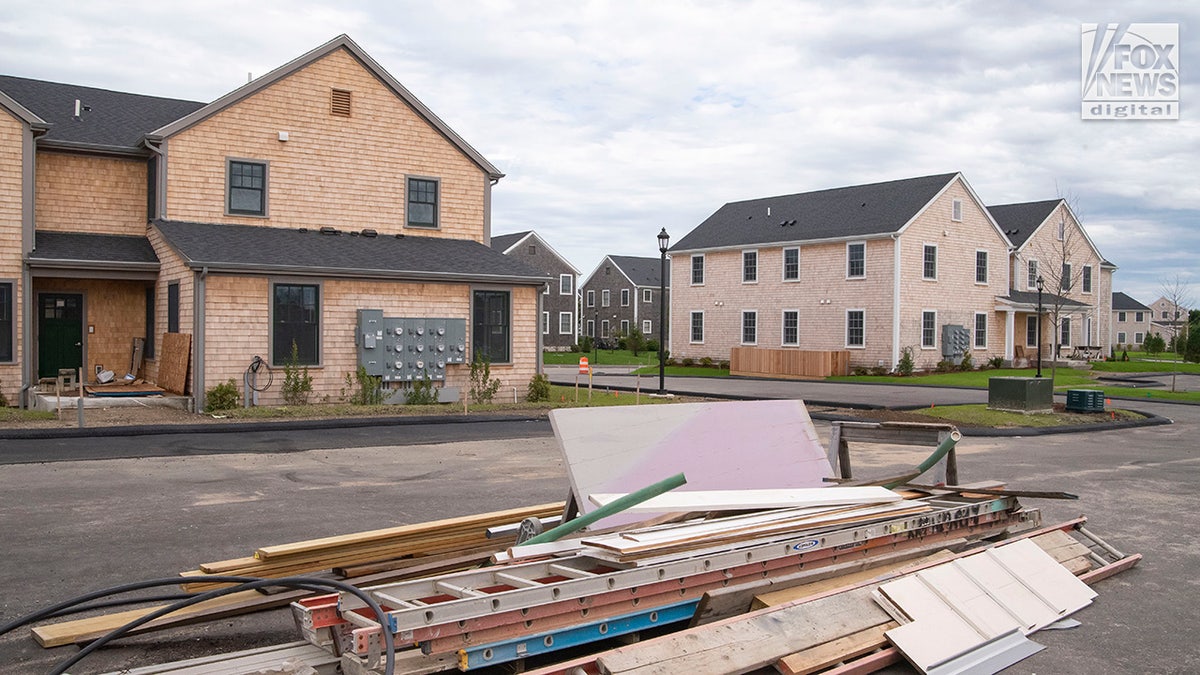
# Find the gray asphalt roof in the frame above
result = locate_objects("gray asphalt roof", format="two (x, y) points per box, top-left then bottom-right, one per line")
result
(30, 231), (159, 264)
(0, 75), (205, 152)
(153, 220), (549, 284)
(609, 255), (671, 288)
(490, 231), (532, 253)
(670, 172), (959, 252)
(1004, 289), (1089, 309)
(1112, 291), (1150, 311)
(987, 199), (1060, 248)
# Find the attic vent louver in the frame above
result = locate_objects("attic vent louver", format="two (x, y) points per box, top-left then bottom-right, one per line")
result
(331, 88), (352, 117)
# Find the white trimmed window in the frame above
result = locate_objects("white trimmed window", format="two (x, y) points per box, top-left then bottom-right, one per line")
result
(923, 244), (937, 280)
(541, 311), (550, 335)
(1134, 332), (1144, 344)
(1026, 315), (1038, 346)
(783, 247), (800, 281)
(847, 242), (866, 278)
(743, 250), (758, 283)
(586, 319), (595, 337)
(691, 255), (705, 285)
(643, 288), (652, 303)
(846, 309), (865, 348)
(1057, 219), (1065, 240)
(1118, 311), (1126, 322)
(586, 289), (595, 307)
(952, 199), (963, 222)
(620, 288), (630, 307)
(1136, 311), (1144, 322)
(1027, 259), (1038, 290)
(922, 310), (937, 348)
(1082, 265), (1092, 293)
(1117, 331), (1127, 344)
(601, 319), (610, 338)
(741, 310), (757, 345)
(974, 312), (988, 349)
(1061, 263), (1072, 291)
(1060, 317), (1071, 346)
(601, 289), (610, 307)
(975, 250), (988, 284)
(620, 319), (630, 335)
(642, 319), (652, 334)
(782, 310), (799, 346)
(559, 312), (573, 335)
(690, 311), (704, 343)
(559, 274), (572, 295)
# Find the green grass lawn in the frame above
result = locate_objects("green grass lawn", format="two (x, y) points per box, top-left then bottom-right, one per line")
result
(543, 349), (661, 366)
(908, 404), (1145, 427)
(0, 407), (56, 422)
(827, 368), (1094, 388)
(1090, 359), (1200, 373)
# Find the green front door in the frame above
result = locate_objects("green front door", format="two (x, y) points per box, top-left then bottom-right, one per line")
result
(38, 293), (83, 379)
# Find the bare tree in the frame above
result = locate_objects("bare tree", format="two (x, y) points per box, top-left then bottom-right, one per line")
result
(1030, 201), (1088, 383)
(1158, 274), (1194, 354)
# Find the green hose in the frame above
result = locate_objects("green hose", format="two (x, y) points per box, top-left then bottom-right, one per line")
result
(883, 430), (962, 490)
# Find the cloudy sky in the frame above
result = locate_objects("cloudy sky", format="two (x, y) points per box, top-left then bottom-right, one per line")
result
(2, 1), (1196, 305)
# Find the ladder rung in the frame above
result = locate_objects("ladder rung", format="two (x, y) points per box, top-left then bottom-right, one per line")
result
(436, 581), (488, 598)
(548, 564), (598, 579)
(493, 572), (546, 588)
(1076, 525), (1126, 559)
(373, 592), (428, 609)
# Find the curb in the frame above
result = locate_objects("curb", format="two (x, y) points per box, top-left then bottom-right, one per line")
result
(0, 412), (547, 441)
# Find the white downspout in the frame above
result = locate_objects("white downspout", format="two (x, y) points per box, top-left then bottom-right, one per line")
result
(891, 234), (901, 369)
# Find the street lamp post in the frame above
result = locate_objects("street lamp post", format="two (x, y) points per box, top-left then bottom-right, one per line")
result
(657, 228), (670, 395)
(1036, 275), (1044, 378)
(593, 309), (598, 366)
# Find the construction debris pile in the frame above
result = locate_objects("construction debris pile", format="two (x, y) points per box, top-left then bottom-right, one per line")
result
(11, 400), (1140, 674)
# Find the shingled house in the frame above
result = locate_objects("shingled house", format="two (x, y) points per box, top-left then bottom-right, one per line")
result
(668, 173), (1113, 370)
(0, 35), (548, 408)
(580, 255), (670, 347)
(491, 231), (580, 351)
(1110, 292), (1152, 349)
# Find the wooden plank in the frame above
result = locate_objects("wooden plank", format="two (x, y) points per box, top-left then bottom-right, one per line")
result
(595, 586), (889, 674)
(549, 400), (831, 529)
(774, 622), (896, 675)
(752, 548), (960, 610)
(157, 332), (191, 395)
(586, 486), (901, 512)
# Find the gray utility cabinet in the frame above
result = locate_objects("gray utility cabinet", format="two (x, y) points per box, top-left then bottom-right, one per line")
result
(987, 376), (1053, 412)
(356, 309), (467, 382)
(942, 324), (971, 364)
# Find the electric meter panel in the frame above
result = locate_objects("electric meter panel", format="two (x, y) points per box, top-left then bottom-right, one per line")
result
(355, 310), (467, 383)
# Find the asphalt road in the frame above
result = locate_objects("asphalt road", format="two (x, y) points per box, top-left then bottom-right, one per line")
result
(0, 385), (1197, 674)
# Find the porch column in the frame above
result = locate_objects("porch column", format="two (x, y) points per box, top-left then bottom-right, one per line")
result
(1003, 309), (1015, 362)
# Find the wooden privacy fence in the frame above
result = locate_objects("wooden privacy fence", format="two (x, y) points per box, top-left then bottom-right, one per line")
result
(730, 347), (850, 379)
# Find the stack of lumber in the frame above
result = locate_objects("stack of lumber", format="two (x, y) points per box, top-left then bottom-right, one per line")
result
(30, 502), (562, 647)
(180, 502), (562, 591)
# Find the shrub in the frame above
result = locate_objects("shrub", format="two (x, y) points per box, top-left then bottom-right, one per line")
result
(0, 379), (8, 407)
(699, 356), (714, 368)
(958, 350), (974, 372)
(625, 328), (647, 356)
(404, 376), (439, 405)
(1121, 349), (1129, 362)
(851, 366), (870, 376)
(869, 365), (889, 376)
(681, 357), (695, 367)
(345, 366), (384, 405)
(1143, 333), (1166, 356)
(935, 359), (956, 373)
(717, 360), (729, 370)
(469, 353), (502, 404)
(988, 356), (1005, 370)
(665, 357), (678, 367)
(646, 339), (659, 353)
(205, 379), (239, 412)
(897, 347), (915, 377)
(526, 373), (551, 402)
(1186, 330), (1200, 363)
(281, 340), (313, 406)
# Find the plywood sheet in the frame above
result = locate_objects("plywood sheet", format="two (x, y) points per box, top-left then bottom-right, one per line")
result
(587, 486), (900, 512)
(549, 400), (831, 528)
(157, 332), (191, 395)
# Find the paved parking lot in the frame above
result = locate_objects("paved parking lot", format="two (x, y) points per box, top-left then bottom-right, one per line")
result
(0, 385), (1196, 673)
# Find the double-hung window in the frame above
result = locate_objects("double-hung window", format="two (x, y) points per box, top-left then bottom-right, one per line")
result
(643, 288), (652, 303)
(407, 177), (438, 228)
(742, 250), (758, 283)
(922, 311), (937, 348)
(1118, 311), (1126, 322)
(601, 289), (610, 307)
(690, 311), (704, 343)
(691, 255), (705, 285)
(559, 312), (573, 335)
(1026, 316), (1038, 346)
(974, 313), (988, 349)
(975, 251), (988, 284)
(621, 289), (630, 307)
(782, 310), (799, 346)
(782, 248), (799, 281)
(1027, 260), (1038, 290)
(586, 290), (595, 308)
(922, 245), (937, 280)
(1061, 263), (1072, 291)
(642, 319), (652, 334)
(847, 242), (865, 278)
(541, 312), (550, 334)
(472, 289), (510, 363)
(847, 310), (865, 347)
(1082, 265), (1092, 293)
(741, 311), (757, 345)
(228, 160), (267, 216)
(559, 274), (573, 295)
(272, 282), (320, 365)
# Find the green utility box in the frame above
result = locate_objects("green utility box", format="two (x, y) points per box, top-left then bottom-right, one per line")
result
(987, 377), (1053, 412)
(1066, 389), (1106, 413)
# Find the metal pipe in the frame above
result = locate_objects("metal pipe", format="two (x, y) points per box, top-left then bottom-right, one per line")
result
(884, 430), (962, 489)
(518, 472), (687, 546)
